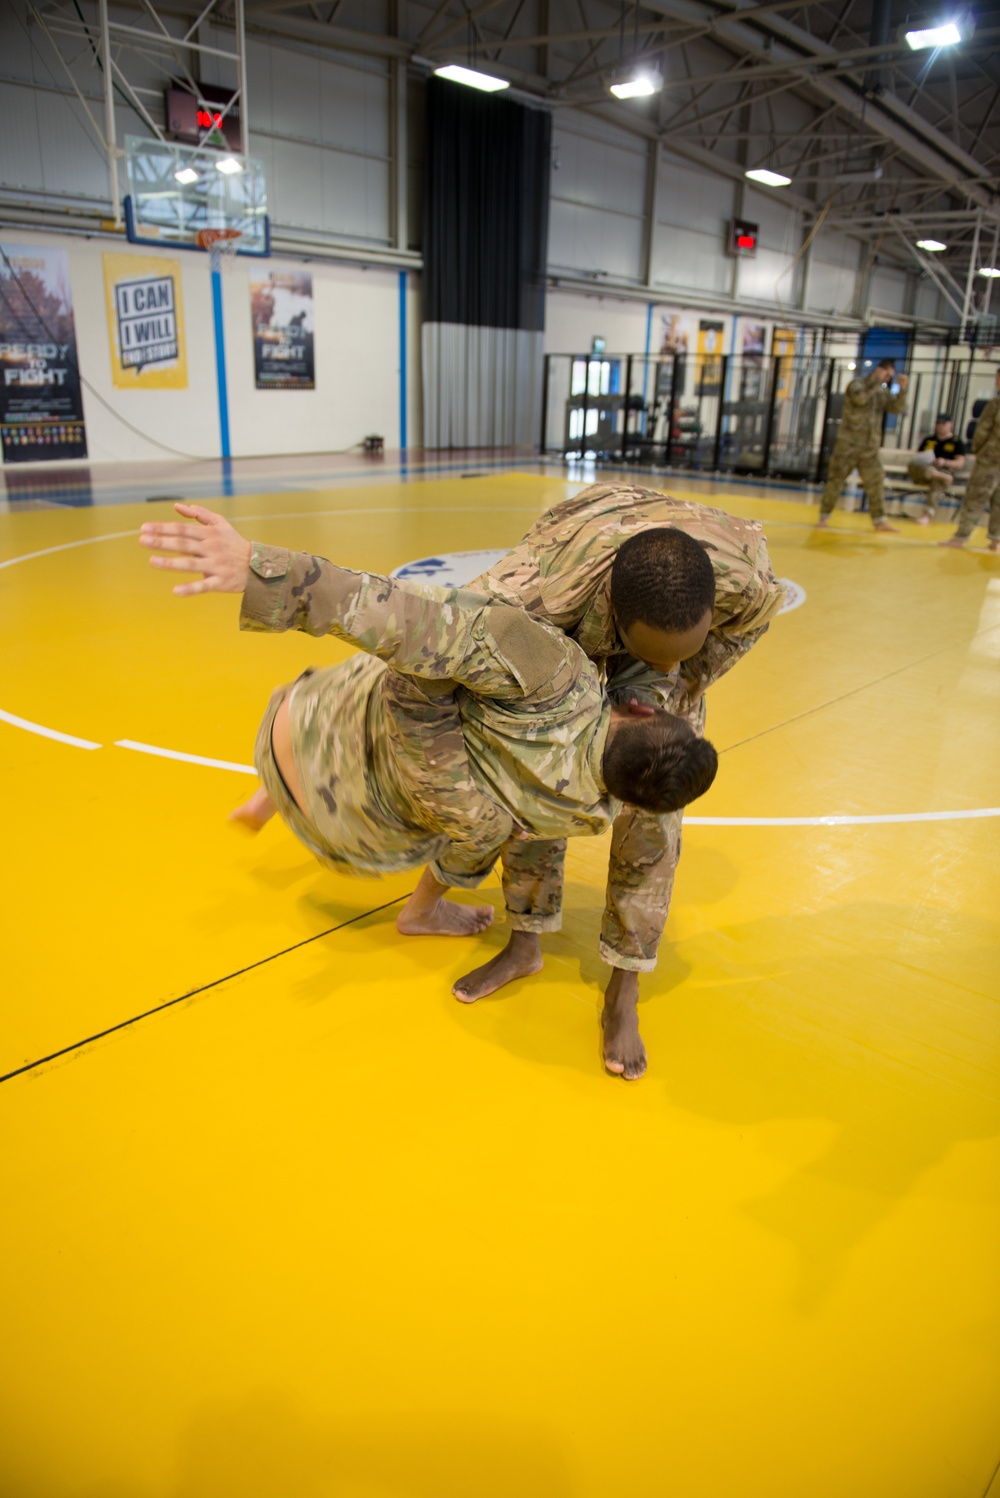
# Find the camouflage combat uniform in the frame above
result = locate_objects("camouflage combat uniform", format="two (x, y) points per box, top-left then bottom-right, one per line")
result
(468, 483), (784, 971)
(819, 371), (908, 522)
(952, 394), (1000, 544)
(241, 543), (619, 885)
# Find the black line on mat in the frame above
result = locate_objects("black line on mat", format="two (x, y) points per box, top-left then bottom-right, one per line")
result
(0, 894), (409, 1086)
(721, 622), (1000, 757)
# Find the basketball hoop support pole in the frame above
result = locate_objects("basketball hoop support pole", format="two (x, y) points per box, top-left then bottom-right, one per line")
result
(211, 262), (231, 463)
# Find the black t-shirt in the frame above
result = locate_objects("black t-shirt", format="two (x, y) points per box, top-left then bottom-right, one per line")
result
(917, 434), (967, 461)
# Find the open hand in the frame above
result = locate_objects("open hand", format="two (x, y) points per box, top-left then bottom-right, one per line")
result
(897, 374), (909, 391)
(139, 502), (252, 596)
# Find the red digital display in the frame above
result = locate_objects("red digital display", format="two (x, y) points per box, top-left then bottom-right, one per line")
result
(165, 85), (241, 151)
(729, 219), (759, 259)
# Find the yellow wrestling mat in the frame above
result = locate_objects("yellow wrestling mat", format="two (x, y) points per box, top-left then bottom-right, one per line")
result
(1, 474), (999, 1498)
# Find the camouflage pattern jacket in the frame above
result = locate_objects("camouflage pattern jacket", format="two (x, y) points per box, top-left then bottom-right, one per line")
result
(834, 371), (908, 453)
(241, 543), (618, 853)
(971, 396), (1000, 466)
(470, 483), (784, 702)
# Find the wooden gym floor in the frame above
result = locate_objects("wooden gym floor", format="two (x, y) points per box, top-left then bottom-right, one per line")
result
(1, 467), (998, 1498)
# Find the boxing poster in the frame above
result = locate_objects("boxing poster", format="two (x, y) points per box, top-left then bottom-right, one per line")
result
(0, 243), (87, 463)
(103, 252), (188, 390)
(250, 272), (315, 390)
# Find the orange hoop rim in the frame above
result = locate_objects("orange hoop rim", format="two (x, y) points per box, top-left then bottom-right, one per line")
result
(195, 228), (242, 251)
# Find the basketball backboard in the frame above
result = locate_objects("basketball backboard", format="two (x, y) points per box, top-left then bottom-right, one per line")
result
(124, 135), (269, 257)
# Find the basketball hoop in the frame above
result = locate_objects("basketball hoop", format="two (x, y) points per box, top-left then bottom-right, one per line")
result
(196, 227), (242, 272)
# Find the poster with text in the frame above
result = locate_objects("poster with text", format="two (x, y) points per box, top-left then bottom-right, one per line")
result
(697, 318), (725, 394)
(0, 243), (87, 463)
(251, 272), (315, 389)
(103, 253), (188, 389)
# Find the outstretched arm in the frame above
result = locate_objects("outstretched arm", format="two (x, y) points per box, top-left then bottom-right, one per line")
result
(140, 503), (577, 704)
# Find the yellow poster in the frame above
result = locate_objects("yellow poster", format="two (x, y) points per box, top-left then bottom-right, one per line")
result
(103, 253), (188, 389)
(772, 326), (796, 399)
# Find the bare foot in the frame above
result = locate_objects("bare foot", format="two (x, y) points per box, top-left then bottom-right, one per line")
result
(229, 785), (275, 832)
(815, 514), (829, 529)
(601, 969), (646, 1080)
(453, 931), (543, 1002)
(396, 894), (493, 937)
(873, 520), (899, 533)
(989, 540), (999, 553)
(916, 513), (931, 526)
(939, 537), (966, 548)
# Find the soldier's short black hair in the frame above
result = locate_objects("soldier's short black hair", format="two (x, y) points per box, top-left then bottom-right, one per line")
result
(610, 528), (715, 635)
(874, 358), (896, 374)
(602, 713), (718, 815)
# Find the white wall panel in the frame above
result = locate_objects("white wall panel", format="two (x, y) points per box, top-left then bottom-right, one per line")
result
(552, 121), (646, 217)
(0, 83), (45, 190)
(548, 199), (644, 281)
(657, 157), (733, 227)
(807, 260), (859, 316)
(322, 151), (391, 244)
(737, 246), (799, 304)
(652, 226), (732, 295)
(544, 291), (653, 354)
(870, 265), (908, 315)
(269, 47), (322, 142)
(914, 281), (944, 321)
(743, 187), (801, 253)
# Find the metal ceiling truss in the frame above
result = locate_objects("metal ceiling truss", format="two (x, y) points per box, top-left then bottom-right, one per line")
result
(29, 0), (250, 227)
(12, 0), (1000, 304)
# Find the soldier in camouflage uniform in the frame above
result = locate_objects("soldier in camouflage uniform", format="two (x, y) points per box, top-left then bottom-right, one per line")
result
(941, 368), (1000, 552)
(451, 483), (784, 1079)
(817, 361), (909, 532)
(139, 503), (718, 994)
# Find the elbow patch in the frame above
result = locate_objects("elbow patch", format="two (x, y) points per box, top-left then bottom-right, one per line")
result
(483, 605), (570, 695)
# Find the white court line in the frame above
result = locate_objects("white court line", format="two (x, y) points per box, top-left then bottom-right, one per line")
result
(687, 808), (1000, 826)
(114, 740), (258, 775)
(0, 529), (138, 570)
(0, 708), (102, 750)
(3, 510), (997, 827)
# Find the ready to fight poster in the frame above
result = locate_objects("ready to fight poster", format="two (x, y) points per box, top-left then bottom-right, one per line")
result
(0, 244), (87, 462)
(250, 272), (315, 390)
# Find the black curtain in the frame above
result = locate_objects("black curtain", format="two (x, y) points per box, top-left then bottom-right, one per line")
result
(422, 78), (551, 447)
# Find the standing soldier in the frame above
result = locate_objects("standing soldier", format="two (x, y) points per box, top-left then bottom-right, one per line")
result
(454, 484), (784, 1080)
(817, 360), (909, 532)
(940, 368), (1000, 552)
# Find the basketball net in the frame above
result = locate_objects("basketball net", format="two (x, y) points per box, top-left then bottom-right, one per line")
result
(196, 227), (242, 273)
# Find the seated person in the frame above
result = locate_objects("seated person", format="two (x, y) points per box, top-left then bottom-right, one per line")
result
(139, 504), (718, 1073)
(907, 414), (966, 522)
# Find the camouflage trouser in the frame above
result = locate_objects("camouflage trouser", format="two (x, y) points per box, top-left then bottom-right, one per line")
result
(906, 460), (951, 517)
(253, 663), (512, 888)
(500, 660), (704, 972)
(953, 461), (1000, 542)
(820, 444), (886, 521)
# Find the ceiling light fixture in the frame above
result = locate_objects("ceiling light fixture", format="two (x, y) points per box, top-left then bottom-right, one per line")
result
(978, 266), (1000, 279)
(173, 166), (199, 185)
(905, 20), (962, 49)
(214, 156), (243, 174)
(610, 69), (663, 99)
(916, 239), (947, 252)
(434, 63), (509, 92)
(745, 167), (793, 188)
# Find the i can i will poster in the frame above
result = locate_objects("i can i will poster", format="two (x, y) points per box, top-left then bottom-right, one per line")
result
(103, 253), (188, 390)
(251, 272), (315, 390)
(0, 243), (87, 463)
